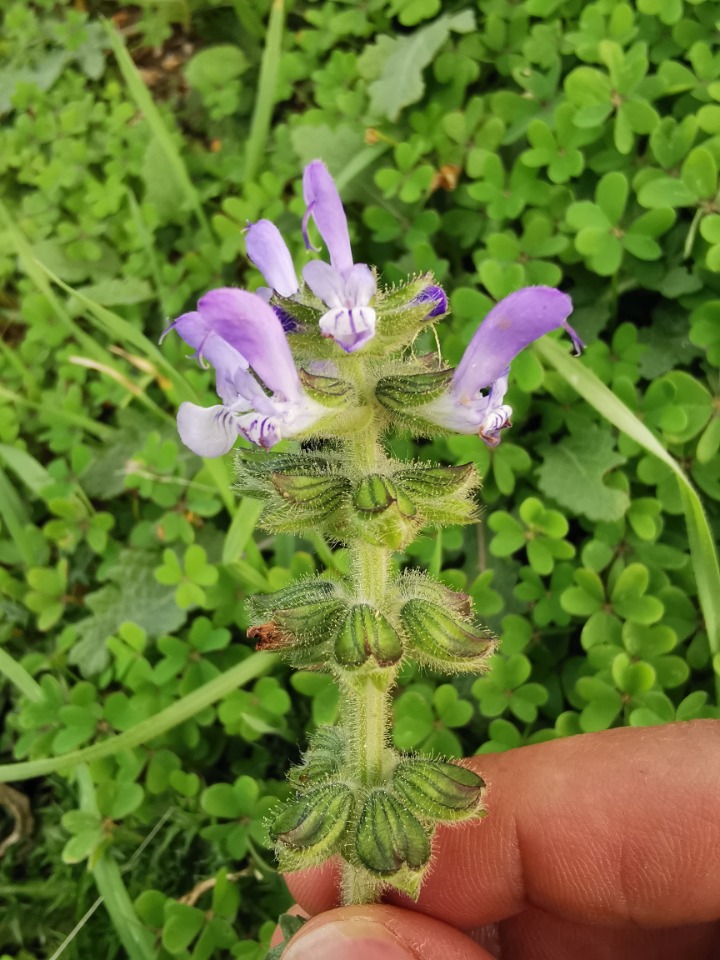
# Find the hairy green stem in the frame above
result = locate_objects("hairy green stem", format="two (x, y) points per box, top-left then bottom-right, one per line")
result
(340, 413), (395, 905)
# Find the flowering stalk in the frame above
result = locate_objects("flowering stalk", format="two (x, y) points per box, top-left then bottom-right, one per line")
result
(163, 160), (581, 904)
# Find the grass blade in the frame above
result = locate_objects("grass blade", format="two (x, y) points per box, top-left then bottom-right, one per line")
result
(0, 198), (111, 364)
(0, 200), (182, 420)
(126, 187), (172, 316)
(0, 651), (276, 783)
(34, 260), (195, 401)
(535, 336), (720, 699)
(0, 385), (112, 440)
(75, 768), (157, 960)
(0, 466), (36, 567)
(222, 497), (265, 562)
(103, 19), (211, 236)
(0, 646), (43, 702)
(244, 0), (285, 183)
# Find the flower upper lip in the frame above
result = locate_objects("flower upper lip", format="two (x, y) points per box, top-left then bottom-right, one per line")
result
(245, 219), (299, 300)
(164, 288), (326, 456)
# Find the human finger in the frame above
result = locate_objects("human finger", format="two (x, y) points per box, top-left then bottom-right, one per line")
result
(280, 904), (496, 960)
(498, 905), (720, 960)
(286, 721), (720, 930)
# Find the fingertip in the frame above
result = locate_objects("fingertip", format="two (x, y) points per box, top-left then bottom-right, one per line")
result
(284, 859), (341, 915)
(282, 905), (496, 960)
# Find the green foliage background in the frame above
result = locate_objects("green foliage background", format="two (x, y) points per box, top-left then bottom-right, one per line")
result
(1, 0), (719, 956)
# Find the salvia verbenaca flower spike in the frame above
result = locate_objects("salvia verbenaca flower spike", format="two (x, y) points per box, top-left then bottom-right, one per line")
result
(162, 158), (582, 905)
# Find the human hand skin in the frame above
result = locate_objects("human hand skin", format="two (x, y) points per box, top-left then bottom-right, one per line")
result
(273, 721), (720, 960)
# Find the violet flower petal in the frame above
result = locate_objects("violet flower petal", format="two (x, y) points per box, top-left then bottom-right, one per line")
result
(246, 220), (299, 297)
(302, 260), (346, 307)
(344, 263), (376, 307)
(453, 287), (578, 400)
(414, 284), (447, 319)
(236, 412), (282, 449)
(197, 288), (301, 401)
(177, 402), (240, 458)
(303, 160), (353, 277)
(166, 311), (249, 378)
(318, 306), (376, 353)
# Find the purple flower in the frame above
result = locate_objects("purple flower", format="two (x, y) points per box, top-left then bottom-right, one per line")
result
(425, 287), (582, 446)
(245, 219), (299, 331)
(413, 284), (447, 319)
(302, 160), (376, 353)
(163, 289), (325, 457)
(245, 219), (298, 299)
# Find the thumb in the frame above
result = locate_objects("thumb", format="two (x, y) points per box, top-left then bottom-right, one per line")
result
(281, 904), (494, 960)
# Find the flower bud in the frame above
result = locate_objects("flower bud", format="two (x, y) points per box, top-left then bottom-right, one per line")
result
(393, 759), (485, 821)
(271, 783), (354, 860)
(373, 274), (447, 346)
(354, 789), (431, 875)
(400, 599), (495, 672)
(334, 605), (403, 668)
(412, 283), (447, 319)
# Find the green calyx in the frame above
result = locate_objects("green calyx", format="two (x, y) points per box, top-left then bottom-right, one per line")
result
(351, 474), (419, 549)
(290, 726), (347, 787)
(393, 759), (485, 821)
(299, 368), (355, 406)
(271, 473), (350, 524)
(272, 754), (485, 890)
(248, 579), (346, 664)
(334, 605), (403, 668)
(374, 369), (460, 435)
(270, 782), (354, 865)
(376, 368), (454, 409)
(400, 599), (496, 672)
(237, 450), (479, 539)
(354, 789), (431, 876)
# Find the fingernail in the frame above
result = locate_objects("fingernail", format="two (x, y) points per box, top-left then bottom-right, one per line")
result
(284, 919), (415, 960)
